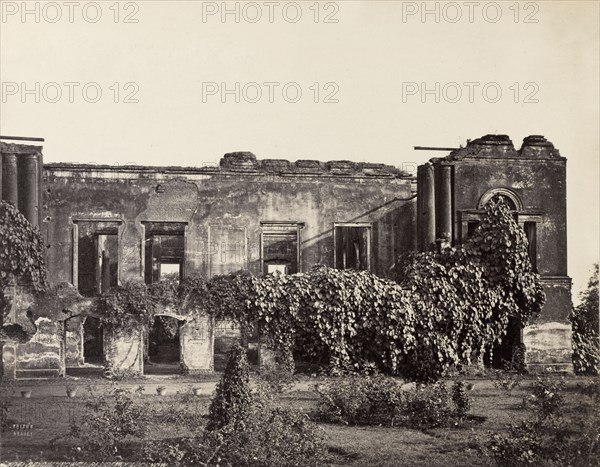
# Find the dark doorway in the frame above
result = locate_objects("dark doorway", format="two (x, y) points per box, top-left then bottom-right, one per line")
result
(145, 315), (181, 374)
(487, 317), (525, 370)
(83, 317), (104, 364)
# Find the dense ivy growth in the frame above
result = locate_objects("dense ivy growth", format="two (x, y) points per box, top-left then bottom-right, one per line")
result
(0, 201), (47, 294)
(93, 199), (544, 382)
(0, 201), (48, 348)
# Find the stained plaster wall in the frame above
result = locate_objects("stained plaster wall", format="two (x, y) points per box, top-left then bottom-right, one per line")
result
(43, 155), (415, 374)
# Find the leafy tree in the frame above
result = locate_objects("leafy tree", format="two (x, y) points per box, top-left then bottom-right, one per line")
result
(570, 263), (599, 375)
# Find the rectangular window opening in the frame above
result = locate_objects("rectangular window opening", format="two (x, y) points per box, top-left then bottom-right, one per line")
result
(77, 224), (119, 297)
(261, 223), (301, 275)
(334, 224), (371, 271)
(144, 222), (186, 284)
(524, 222), (537, 272)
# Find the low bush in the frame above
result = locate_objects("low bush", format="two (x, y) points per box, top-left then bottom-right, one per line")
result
(209, 384), (324, 467)
(405, 382), (454, 429)
(315, 374), (404, 426)
(315, 375), (472, 429)
(492, 365), (525, 395)
(523, 375), (566, 418)
(486, 374), (599, 466)
(70, 387), (149, 460)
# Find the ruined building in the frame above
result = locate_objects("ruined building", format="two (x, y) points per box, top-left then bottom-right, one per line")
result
(0, 134), (573, 378)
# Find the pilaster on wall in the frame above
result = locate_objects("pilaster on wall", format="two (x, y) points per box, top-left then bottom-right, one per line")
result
(417, 164), (436, 250)
(435, 164), (453, 242)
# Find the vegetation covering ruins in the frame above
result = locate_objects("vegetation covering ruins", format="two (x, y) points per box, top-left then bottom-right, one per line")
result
(92, 199), (544, 382)
(1, 188), (598, 466)
(0, 201), (48, 378)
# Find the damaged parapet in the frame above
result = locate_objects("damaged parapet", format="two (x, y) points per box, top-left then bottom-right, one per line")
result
(445, 134), (561, 161)
(219, 151), (411, 178)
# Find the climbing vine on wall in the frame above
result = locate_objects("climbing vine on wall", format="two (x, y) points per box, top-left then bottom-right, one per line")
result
(0, 201), (48, 320)
(93, 199), (545, 383)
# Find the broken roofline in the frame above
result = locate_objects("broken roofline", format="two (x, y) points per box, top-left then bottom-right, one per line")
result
(43, 151), (415, 179)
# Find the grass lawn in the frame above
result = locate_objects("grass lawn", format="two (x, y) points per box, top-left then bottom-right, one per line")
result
(0, 374), (597, 465)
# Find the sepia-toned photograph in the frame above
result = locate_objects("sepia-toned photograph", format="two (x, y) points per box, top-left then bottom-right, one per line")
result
(0, 1), (598, 465)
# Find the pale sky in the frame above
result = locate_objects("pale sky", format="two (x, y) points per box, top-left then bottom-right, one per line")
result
(1, 0), (598, 301)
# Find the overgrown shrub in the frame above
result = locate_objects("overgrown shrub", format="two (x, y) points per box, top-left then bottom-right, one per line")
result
(88, 200), (544, 385)
(0, 200), (48, 294)
(206, 342), (253, 433)
(452, 380), (473, 420)
(211, 383), (324, 467)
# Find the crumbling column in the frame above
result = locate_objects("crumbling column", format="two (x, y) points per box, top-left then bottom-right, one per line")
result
(2, 153), (18, 205)
(18, 153), (39, 227)
(436, 164), (452, 242)
(420, 164), (436, 250)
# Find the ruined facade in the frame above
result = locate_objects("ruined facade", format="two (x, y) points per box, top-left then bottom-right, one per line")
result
(0, 134), (573, 378)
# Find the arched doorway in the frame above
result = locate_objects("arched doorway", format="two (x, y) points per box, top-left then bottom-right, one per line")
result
(145, 315), (182, 374)
(83, 316), (104, 364)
